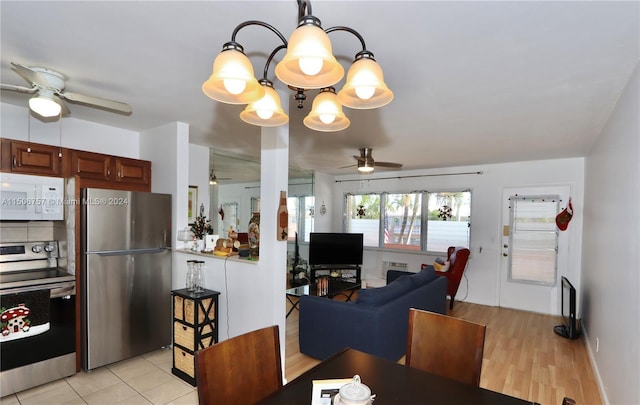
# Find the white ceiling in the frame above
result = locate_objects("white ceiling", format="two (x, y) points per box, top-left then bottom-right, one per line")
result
(1, 1), (638, 177)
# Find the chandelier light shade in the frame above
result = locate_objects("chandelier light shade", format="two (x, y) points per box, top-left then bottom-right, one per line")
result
(202, 43), (265, 104)
(303, 87), (350, 132)
(240, 80), (289, 127)
(337, 52), (394, 109)
(202, 0), (392, 131)
(29, 89), (61, 117)
(275, 19), (344, 89)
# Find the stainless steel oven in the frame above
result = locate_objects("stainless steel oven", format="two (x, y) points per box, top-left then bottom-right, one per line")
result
(0, 241), (76, 395)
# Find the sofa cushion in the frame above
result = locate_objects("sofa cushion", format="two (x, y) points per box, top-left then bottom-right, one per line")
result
(356, 275), (413, 307)
(409, 267), (438, 286)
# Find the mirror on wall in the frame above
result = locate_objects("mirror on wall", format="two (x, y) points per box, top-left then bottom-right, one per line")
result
(208, 149), (314, 240)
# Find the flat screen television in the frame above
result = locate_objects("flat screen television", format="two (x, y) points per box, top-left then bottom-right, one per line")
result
(554, 276), (581, 339)
(308, 233), (363, 266)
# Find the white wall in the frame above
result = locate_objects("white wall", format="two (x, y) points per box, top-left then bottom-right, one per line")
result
(581, 63), (639, 405)
(139, 121), (189, 249)
(1, 103), (139, 157)
(317, 158), (585, 310)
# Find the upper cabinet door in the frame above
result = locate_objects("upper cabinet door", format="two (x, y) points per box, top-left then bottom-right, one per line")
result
(8, 140), (63, 176)
(115, 157), (151, 186)
(71, 150), (112, 181)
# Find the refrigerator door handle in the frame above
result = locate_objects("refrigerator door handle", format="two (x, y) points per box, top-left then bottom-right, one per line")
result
(89, 247), (169, 256)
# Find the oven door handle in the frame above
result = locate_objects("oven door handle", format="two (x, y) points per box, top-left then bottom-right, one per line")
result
(1, 281), (76, 297)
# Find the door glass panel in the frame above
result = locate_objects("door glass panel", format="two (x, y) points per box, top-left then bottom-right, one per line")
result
(508, 195), (559, 285)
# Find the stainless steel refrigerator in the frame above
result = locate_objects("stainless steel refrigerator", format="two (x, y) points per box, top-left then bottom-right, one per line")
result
(81, 188), (172, 371)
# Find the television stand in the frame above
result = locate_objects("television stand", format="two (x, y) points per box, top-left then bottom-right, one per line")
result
(310, 264), (361, 285)
(554, 324), (581, 340)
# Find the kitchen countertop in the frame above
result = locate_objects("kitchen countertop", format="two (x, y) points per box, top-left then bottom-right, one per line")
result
(173, 248), (258, 263)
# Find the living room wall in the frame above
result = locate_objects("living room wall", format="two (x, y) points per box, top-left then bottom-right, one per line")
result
(315, 157), (585, 313)
(581, 62), (639, 405)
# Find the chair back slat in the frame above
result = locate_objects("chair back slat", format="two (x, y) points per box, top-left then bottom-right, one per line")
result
(195, 325), (283, 405)
(406, 309), (486, 386)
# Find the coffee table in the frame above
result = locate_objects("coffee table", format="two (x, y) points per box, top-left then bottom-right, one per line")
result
(286, 279), (361, 318)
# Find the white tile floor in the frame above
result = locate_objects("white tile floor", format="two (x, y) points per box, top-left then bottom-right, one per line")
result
(0, 348), (199, 405)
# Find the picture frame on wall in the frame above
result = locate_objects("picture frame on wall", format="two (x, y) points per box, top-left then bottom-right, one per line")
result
(188, 185), (198, 224)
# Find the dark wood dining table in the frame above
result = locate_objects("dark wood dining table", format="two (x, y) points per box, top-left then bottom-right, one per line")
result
(259, 348), (537, 404)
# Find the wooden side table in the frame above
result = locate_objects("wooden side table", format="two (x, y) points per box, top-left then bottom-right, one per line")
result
(171, 288), (220, 386)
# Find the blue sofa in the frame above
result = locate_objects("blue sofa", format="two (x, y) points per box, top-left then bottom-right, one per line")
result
(298, 267), (447, 361)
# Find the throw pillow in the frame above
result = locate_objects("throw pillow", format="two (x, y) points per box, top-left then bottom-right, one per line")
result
(356, 274), (413, 306)
(433, 260), (450, 272)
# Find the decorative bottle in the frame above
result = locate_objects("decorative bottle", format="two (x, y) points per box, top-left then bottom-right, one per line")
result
(277, 190), (288, 241)
(248, 212), (260, 259)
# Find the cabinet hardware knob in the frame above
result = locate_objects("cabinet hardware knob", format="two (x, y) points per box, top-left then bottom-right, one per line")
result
(182, 326), (187, 331)
(503, 253), (508, 257)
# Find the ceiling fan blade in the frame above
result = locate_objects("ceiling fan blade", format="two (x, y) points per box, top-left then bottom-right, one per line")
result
(339, 163), (357, 169)
(0, 83), (37, 94)
(375, 161), (403, 168)
(11, 62), (50, 88)
(60, 91), (132, 114)
(353, 155), (365, 162)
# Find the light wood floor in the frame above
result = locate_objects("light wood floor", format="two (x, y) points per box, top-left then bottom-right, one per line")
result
(284, 296), (602, 405)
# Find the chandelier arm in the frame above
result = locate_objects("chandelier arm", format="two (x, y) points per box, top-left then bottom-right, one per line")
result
(324, 26), (367, 52)
(298, 0), (311, 19)
(263, 45), (288, 80)
(230, 20), (288, 46)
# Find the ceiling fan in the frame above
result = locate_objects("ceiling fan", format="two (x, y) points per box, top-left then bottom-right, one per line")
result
(0, 62), (132, 118)
(209, 170), (232, 185)
(343, 147), (403, 174)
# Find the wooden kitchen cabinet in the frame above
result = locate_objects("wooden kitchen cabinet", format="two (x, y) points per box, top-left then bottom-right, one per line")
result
(70, 150), (112, 181)
(69, 149), (151, 191)
(114, 157), (150, 185)
(2, 138), (151, 191)
(171, 288), (220, 386)
(1, 139), (64, 176)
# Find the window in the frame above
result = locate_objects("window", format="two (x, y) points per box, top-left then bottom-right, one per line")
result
(345, 190), (471, 253)
(508, 195), (558, 285)
(426, 192), (471, 252)
(345, 194), (380, 247)
(384, 193), (422, 250)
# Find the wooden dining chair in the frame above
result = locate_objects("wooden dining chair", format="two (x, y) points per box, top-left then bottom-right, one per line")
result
(195, 325), (283, 405)
(406, 308), (486, 386)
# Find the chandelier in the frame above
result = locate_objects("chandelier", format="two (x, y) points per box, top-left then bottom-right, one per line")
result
(202, 0), (393, 132)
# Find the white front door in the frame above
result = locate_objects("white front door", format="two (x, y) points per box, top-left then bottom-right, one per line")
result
(499, 185), (571, 314)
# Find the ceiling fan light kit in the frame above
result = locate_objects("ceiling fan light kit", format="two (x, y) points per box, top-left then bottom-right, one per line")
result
(202, 0), (393, 132)
(350, 147), (402, 174)
(357, 159), (375, 174)
(29, 89), (61, 117)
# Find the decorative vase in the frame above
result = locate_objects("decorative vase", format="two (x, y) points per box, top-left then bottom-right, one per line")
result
(194, 239), (205, 252)
(248, 211), (260, 259)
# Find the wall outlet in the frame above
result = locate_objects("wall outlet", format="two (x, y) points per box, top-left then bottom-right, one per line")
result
(596, 337), (600, 352)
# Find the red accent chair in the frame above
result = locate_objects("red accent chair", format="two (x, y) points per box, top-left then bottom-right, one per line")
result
(424, 246), (470, 309)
